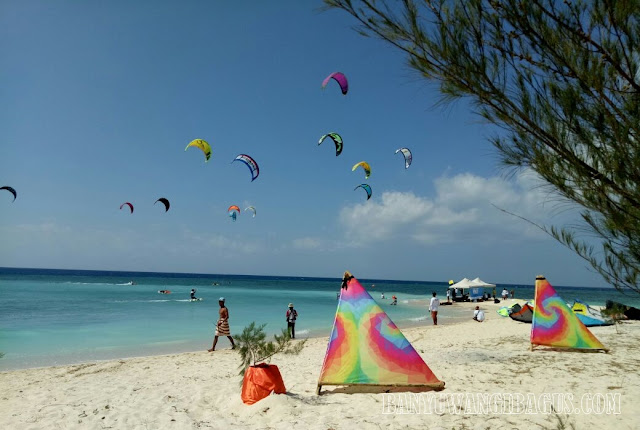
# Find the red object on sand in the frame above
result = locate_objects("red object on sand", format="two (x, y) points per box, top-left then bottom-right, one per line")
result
(241, 363), (286, 405)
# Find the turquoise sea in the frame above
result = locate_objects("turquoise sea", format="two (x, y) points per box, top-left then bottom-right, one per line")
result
(1, 267), (638, 371)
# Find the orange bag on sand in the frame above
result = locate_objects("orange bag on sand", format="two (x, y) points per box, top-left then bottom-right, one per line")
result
(241, 363), (286, 405)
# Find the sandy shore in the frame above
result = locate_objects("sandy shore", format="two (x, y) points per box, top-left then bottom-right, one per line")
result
(1, 300), (638, 429)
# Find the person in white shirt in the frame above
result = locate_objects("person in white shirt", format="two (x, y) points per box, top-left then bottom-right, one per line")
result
(446, 289), (451, 303)
(428, 292), (440, 325)
(473, 306), (485, 322)
(501, 288), (509, 301)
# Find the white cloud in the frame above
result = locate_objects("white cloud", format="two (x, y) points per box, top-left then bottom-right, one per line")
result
(339, 171), (575, 246)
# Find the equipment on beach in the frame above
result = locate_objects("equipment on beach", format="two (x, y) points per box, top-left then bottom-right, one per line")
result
(316, 271), (445, 395)
(530, 276), (608, 352)
(497, 302), (521, 317)
(571, 300), (613, 327)
(509, 303), (533, 323)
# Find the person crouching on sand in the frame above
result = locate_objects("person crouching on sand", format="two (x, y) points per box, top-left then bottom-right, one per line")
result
(208, 297), (235, 351)
(473, 306), (485, 322)
(429, 292), (440, 325)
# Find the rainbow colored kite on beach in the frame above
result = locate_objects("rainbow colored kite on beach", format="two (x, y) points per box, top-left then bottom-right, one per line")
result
(316, 272), (444, 393)
(530, 276), (607, 351)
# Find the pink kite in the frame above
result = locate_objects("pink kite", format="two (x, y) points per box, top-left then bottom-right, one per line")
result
(120, 202), (134, 214)
(321, 72), (348, 95)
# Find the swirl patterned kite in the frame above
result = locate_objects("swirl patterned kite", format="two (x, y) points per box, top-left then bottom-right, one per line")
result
(316, 272), (444, 393)
(530, 276), (607, 351)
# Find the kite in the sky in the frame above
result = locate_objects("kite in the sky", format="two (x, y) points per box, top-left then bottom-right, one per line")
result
(395, 148), (412, 169)
(232, 154), (259, 181)
(352, 161), (371, 179)
(321, 72), (348, 95)
(185, 139), (212, 162)
(155, 198), (170, 212)
(354, 184), (372, 200)
(0, 186), (16, 202)
(120, 202), (134, 214)
(318, 133), (343, 156)
(228, 205), (241, 214)
(245, 206), (256, 217)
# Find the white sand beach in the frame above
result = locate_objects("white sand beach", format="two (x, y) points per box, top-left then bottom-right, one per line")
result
(1, 301), (638, 430)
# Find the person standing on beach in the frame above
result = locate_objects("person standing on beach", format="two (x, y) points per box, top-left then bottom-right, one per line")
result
(446, 289), (451, 303)
(208, 297), (235, 351)
(429, 292), (440, 325)
(286, 303), (298, 339)
(501, 288), (509, 301)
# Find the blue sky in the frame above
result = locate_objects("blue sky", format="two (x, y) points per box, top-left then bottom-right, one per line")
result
(0, 0), (607, 287)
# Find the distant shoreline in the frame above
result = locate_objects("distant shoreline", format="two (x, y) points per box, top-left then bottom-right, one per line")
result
(2, 266), (619, 290)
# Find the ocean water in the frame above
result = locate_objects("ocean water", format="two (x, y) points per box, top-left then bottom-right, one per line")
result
(1, 268), (638, 371)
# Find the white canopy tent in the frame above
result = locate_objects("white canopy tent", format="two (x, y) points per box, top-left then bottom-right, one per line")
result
(470, 277), (496, 288)
(448, 278), (476, 289)
(448, 277), (496, 301)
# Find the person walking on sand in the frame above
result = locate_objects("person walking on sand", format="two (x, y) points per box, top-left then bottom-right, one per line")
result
(429, 292), (440, 325)
(208, 297), (235, 351)
(286, 303), (298, 339)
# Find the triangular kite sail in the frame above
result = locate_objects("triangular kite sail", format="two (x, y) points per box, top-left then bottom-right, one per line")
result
(316, 272), (444, 393)
(530, 276), (608, 352)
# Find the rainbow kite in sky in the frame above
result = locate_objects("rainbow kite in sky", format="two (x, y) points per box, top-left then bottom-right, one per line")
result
(317, 272), (444, 392)
(531, 276), (607, 351)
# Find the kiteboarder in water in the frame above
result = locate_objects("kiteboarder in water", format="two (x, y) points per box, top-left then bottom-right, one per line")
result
(190, 289), (197, 300)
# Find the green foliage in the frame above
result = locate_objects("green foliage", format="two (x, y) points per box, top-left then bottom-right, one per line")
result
(600, 303), (627, 333)
(235, 322), (306, 376)
(325, 0), (640, 294)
